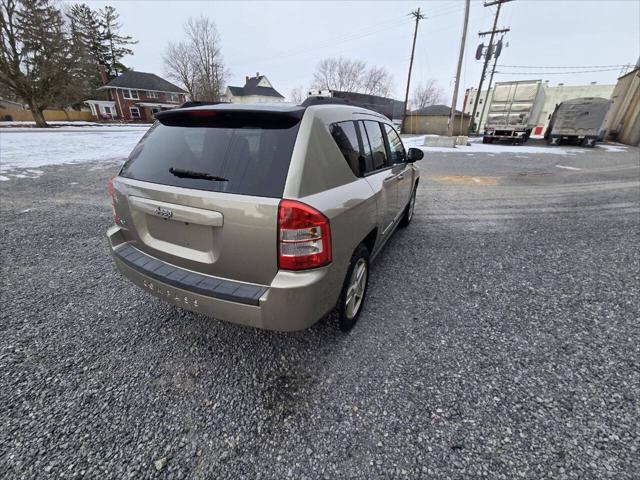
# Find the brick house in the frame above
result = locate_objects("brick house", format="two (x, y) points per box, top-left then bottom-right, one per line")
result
(85, 71), (188, 122)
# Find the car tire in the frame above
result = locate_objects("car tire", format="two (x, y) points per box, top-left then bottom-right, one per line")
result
(336, 244), (370, 332)
(399, 185), (417, 228)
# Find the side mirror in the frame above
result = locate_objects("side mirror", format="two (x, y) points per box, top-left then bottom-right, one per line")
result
(407, 147), (424, 162)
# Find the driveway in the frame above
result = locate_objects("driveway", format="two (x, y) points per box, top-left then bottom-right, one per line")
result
(1, 141), (638, 479)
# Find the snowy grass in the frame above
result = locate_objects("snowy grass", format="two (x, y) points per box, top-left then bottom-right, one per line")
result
(0, 125), (149, 175)
(0, 120), (152, 127)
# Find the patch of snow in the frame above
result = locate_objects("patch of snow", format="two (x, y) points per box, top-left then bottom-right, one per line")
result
(402, 135), (587, 155)
(0, 120), (152, 128)
(1, 125), (149, 133)
(0, 125), (148, 173)
(556, 165), (581, 171)
(0, 175), (9, 181)
(88, 161), (121, 171)
(598, 144), (627, 153)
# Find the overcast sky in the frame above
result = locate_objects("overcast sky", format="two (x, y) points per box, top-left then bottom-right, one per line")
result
(76, 0), (639, 107)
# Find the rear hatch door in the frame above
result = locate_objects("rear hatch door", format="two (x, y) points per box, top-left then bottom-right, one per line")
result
(113, 107), (304, 285)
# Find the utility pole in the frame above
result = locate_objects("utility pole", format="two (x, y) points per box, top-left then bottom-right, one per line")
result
(402, 8), (425, 131)
(469, 0), (512, 133)
(478, 34), (505, 129)
(448, 0), (471, 137)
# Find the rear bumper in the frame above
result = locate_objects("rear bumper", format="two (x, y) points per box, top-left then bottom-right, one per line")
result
(107, 226), (339, 331)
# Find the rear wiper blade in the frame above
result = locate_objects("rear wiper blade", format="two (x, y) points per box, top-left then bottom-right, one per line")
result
(169, 167), (228, 182)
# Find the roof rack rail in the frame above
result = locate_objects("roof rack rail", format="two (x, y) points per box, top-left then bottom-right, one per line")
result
(303, 96), (376, 108)
(300, 96), (385, 117)
(300, 96), (354, 107)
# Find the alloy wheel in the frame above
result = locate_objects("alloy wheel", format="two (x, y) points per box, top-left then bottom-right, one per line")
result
(345, 258), (367, 319)
(407, 189), (416, 222)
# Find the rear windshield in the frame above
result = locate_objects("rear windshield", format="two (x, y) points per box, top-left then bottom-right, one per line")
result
(120, 112), (301, 198)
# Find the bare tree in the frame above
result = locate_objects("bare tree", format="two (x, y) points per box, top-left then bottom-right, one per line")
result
(289, 86), (304, 103)
(165, 16), (228, 101)
(410, 79), (446, 110)
(0, 0), (74, 127)
(164, 41), (198, 100)
(311, 57), (393, 97)
(361, 65), (393, 97)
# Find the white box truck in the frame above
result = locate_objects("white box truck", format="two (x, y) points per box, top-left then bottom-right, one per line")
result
(483, 80), (546, 144)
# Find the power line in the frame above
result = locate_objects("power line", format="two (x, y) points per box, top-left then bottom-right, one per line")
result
(496, 68), (622, 75)
(227, 15), (409, 67)
(498, 64), (628, 69)
(423, 1), (462, 17)
(428, 4), (466, 19)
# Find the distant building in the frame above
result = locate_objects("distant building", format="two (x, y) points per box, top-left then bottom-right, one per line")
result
(463, 81), (616, 137)
(603, 68), (640, 146)
(402, 105), (471, 136)
(85, 71), (187, 122)
(223, 73), (285, 103)
(306, 89), (405, 126)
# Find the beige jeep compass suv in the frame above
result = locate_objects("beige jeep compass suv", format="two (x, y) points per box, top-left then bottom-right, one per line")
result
(107, 98), (422, 331)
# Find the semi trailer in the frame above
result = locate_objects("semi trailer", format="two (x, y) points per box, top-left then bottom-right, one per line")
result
(545, 97), (612, 148)
(483, 80), (546, 144)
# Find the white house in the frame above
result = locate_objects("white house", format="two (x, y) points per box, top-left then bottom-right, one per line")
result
(223, 73), (285, 104)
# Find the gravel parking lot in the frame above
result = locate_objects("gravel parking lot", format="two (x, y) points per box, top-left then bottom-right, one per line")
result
(1, 139), (639, 479)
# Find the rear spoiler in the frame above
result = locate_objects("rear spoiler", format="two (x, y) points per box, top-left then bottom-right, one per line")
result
(155, 108), (305, 128)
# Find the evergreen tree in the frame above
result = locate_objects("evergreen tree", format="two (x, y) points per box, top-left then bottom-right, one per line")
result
(62, 15), (100, 107)
(68, 4), (108, 69)
(100, 5), (136, 77)
(65, 3), (109, 102)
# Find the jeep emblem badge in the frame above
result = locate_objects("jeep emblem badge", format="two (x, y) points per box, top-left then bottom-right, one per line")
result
(155, 206), (173, 220)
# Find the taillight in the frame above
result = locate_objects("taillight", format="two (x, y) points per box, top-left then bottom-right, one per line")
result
(108, 176), (120, 224)
(278, 200), (332, 270)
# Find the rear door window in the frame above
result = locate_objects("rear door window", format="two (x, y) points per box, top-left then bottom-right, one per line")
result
(329, 121), (362, 176)
(120, 111), (301, 198)
(362, 120), (389, 171)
